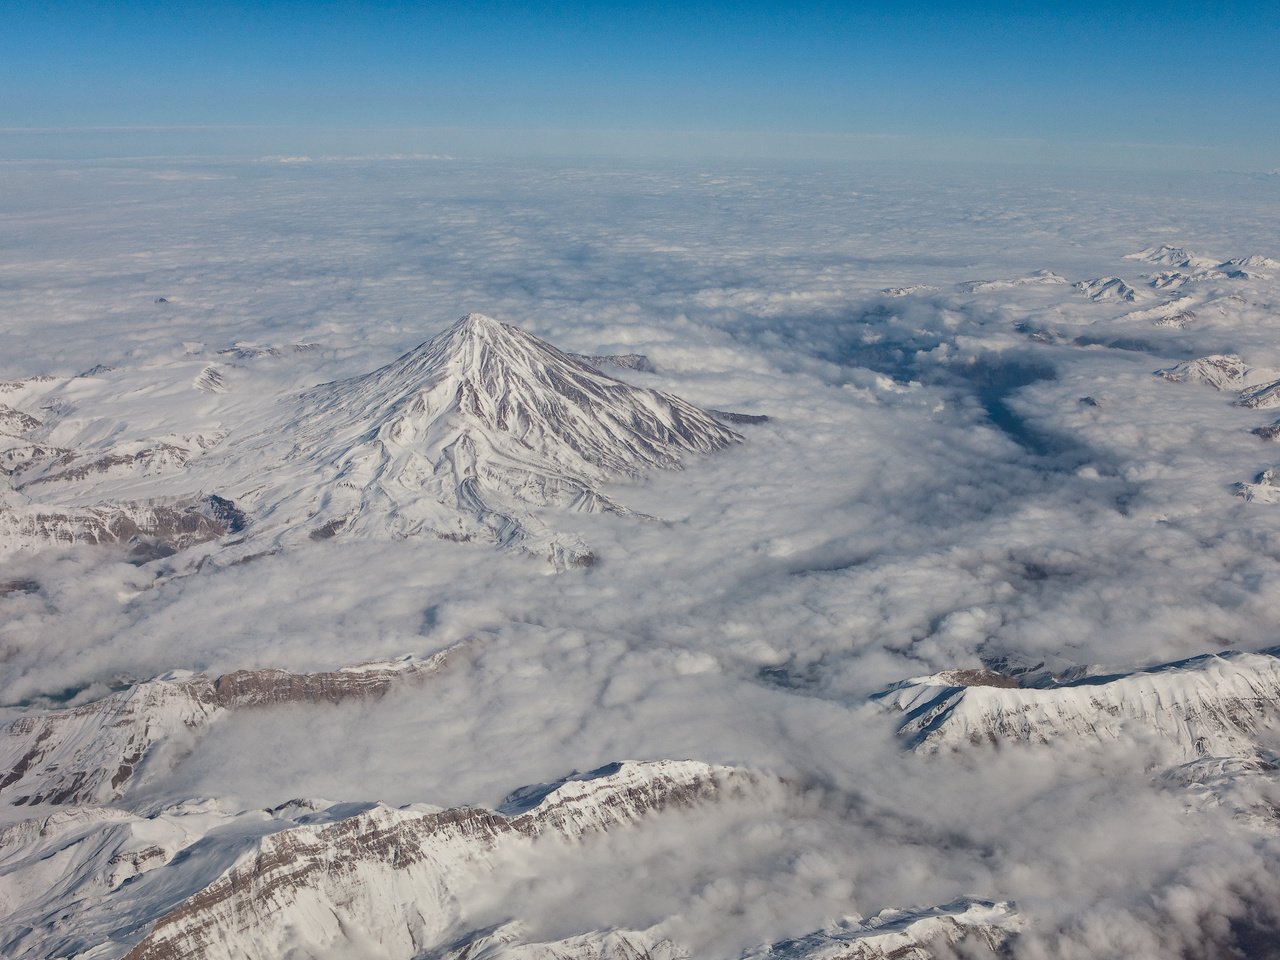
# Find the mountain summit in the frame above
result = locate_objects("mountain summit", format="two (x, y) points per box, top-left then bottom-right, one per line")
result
(305, 313), (739, 478)
(275, 313), (743, 564)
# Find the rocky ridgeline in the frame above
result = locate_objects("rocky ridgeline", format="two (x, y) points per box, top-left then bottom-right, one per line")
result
(0, 496), (244, 561)
(0, 645), (468, 808)
(0, 758), (1019, 960)
(876, 647), (1280, 763)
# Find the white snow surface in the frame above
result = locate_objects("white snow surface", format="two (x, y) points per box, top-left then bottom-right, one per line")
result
(741, 900), (1022, 960)
(0, 313), (740, 567)
(878, 647), (1280, 763)
(243, 312), (741, 563)
(0, 760), (767, 959)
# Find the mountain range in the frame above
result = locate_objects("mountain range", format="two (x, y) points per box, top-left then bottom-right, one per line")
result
(0, 314), (747, 567)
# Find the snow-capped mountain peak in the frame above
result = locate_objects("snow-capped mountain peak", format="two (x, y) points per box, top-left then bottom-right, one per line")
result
(263, 313), (743, 564)
(1124, 245), (1220, 270)
(302, 313), (740, 477)
(0, 314), (746, 567)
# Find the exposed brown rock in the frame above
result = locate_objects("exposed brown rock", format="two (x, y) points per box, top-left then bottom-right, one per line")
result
(934, 669), (1021, 689)
(0, 495), (245, 556)
(0, 404), (42, 434)
(121, 762), (749, 960)
(24, 444), (191, 486)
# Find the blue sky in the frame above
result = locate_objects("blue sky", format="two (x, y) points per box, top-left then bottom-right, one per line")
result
(2, 1), (1278, 168)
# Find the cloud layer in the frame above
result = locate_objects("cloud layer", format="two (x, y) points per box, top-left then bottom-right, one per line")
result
(3, 157), (1280, 957)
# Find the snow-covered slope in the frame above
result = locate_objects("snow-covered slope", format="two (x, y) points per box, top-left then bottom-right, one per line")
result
(1153, 356), (1280, 417)
(0, 405), (41, 436)
(0, 755), (1011, 960)
(1124, 245), (1222, 271)
(1073, 277), (1145, 303)
(572, 352), (658, 374)
(117, 761), (757, 960)
(1155, 355), (1250, 390)
(13, 432), (223, 492)
(1234, 467), (1280, 503)
(958, 270), (1068, 293)
(1235, 377), (1280, 409)
(1122, 296), (1197, 326)
(431, 900), (1022, 960)
(0, 675), (217, 808)
(881, 284), (939, 297)
(0, 314), (742, 567)
(1125, 245), (1280, 288)
(0, 645), (467, 808)
(876, 648), (1280, 762)
(0, 495), (243, 559)
(1220, 255), (1280, 279)
(243, 313), (741, 565)
(432, 923), (688, 960)
(741, 899), (1021, 960)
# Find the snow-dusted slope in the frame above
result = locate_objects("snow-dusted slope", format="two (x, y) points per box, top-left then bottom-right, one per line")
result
(249, 313), (741, 565)
(0, 645), (466, 808)
(0, 495), (243, 559)
(118, 761), (757, 960)
(432, 923), (688, 960)
(1155, 355), (1250, 390)
(0, 314), (743, 566)
(876, 648), (1280, 762)
(1073, 277), (1144, 303)
(741, 900), (1022, 960)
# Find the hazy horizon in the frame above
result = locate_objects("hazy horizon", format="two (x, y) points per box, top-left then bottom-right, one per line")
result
(4, 1), (1278, 171)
